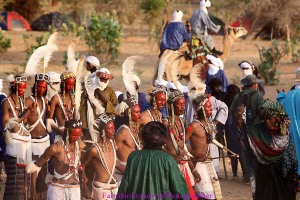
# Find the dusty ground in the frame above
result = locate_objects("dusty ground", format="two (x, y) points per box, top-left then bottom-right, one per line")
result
(0, 30), (299, 199)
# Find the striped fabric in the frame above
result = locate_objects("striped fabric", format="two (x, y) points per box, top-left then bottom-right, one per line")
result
(4, 155), (30, 199)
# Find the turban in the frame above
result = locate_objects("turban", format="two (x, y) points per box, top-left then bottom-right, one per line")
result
(86, 56), (100, 67)
(172, 10), (183, 23)
(47, 72), (61, 83)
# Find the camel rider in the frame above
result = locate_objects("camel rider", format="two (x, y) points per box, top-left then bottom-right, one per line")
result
(190, 0), (223, 56)
(160, 10), (191, 57)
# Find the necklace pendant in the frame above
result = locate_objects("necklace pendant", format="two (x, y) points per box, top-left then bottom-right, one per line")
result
(32, 102), (37, 109)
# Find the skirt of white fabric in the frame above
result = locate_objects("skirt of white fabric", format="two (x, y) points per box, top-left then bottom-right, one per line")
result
(47, 182), (81, 200)
(92, 181), (118, 200)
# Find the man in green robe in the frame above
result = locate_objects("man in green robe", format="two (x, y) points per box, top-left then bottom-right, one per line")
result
(117, 121), (189, 200)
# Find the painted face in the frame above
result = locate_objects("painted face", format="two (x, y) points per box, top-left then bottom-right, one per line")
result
(69, 128), (81, 143)
(264, 117), (280, 133)
(155, 92), (166, 111)
(64, 77), (75, 93)
(36, 81), (47, 97)
(131, 104), (141, 122)
(203, 98), (212, 117)
(18, 82), (27, 96)
(174, 97), (186, 115)
(104, 121), (115, 139)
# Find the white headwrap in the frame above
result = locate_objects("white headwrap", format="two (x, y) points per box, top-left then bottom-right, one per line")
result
(167, 81), (188, 93)
(172, 10), (183, 23)
(200, 0), (211, 14)
(239, 61), (254, 77)
(47, 72), (61, 100)
(47, 72), (61, 83)
(207, 54), (224, 75)
(86, 56), (100, 67)
(96, 68), (112, 91)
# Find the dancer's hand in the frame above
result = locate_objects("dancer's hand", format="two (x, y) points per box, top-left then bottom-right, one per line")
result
(192, 170), (201, 183)
(83, 183), (92, 199)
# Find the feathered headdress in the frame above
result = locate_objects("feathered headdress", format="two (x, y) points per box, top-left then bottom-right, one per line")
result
(66, 39), (79, 74)
(0, 79), (3, 93)
(25, 32), (58, 77)
(122, 56), (142, 96)
(74, 56), (85, 118)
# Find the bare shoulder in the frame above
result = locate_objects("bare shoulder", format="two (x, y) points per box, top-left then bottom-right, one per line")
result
(79, 141), (86, 150)
(50, 94), (59, 103)
(115, 126), (129, 137)
(189, 121), (200, 129)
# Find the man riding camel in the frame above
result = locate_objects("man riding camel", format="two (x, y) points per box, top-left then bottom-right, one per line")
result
(190, 0), (223, 56)
(160, 10), (191, 57)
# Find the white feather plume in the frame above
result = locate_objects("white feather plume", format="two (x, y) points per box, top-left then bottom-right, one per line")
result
(25, 32), (58, 76)
(66, 40), (79, 74)
(85, 76), (105, 114)
(122, 56), (142, 96)
(43, 32), (58, 72)
(74, 56), (85, 117)
(190, 64), (206, 94)
(0, 79), (3, 92)
(6, 74), (14, 83)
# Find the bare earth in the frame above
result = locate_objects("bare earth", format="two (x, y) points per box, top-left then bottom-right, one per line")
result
(0, 31), (299, 200)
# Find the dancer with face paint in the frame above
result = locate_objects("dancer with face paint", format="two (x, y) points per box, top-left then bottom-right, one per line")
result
(139, 86), (167, 130)
(186, 93), (222, 200)
(81, 113), (118, 199)
(47, 72), (76, 140)
(114, 98), (141, 185)
(24, 74), (51, 199)
(1, 74), (32, 200)
(162, 90), (200, 200)
(26, 119), (86, 200)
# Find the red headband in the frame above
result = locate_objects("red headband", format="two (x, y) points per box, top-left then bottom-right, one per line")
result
(96, 71), (114, 80)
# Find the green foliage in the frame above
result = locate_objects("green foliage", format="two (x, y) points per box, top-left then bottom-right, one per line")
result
(62, 22), (85, 38)
(257, 40), (288, 85)
(290, 25), (300, 63)
(0, 29), (11, 52)
(140, 0), (167, 43)
(84, 11), (122, 62)
(22, 32), (51, 66)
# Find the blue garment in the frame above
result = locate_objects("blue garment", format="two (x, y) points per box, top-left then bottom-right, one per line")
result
(205, 70), (228, 93)
(277, 89), (300, 174)
(160, 22), (191, 55)
(118, 92), (150, 113)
